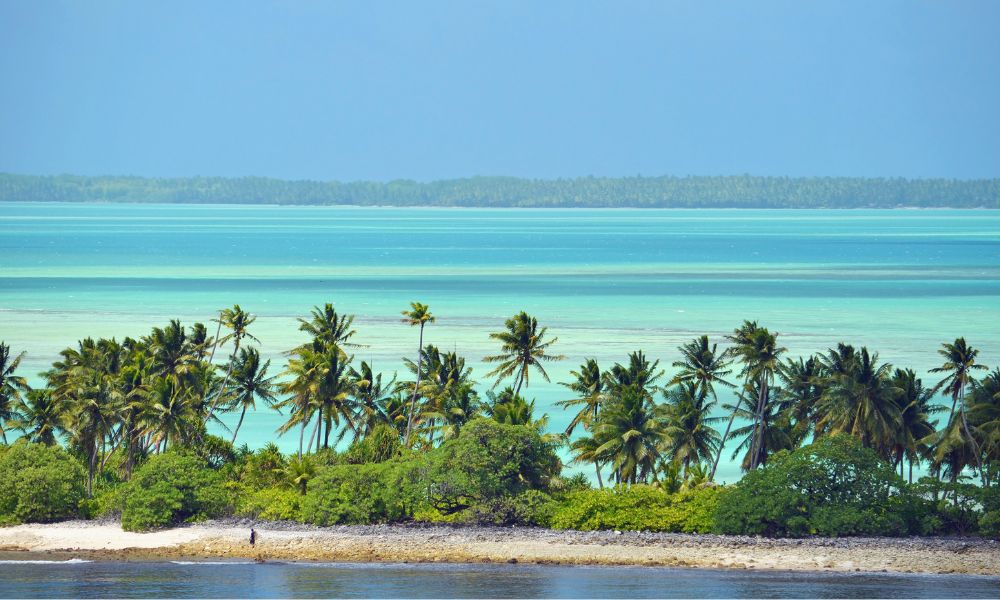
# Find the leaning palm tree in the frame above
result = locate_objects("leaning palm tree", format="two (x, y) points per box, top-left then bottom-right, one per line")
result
(774, 356), (823, 447)
(930, 338), (989, 485)
(484, 311), (564, 396)
(348, 361), (397, 441)
(969, 368), (1000, 467)
(276, 346), (322, 459)
(709, 320), (760, 479)
(206, 306), (259, 421)
(0, 342), (28, 444)
(557, 359), (604, 436)
(661, 382), (722, 475)
(891, 368), (941, 482)
(224, 347), (279, 444)
(402, 302), (435, 447)
(726, 324), (786, 470)
(568, 432), (605, 489)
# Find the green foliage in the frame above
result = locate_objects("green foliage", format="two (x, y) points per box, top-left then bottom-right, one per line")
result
(469, 490), (557, 526)
(0, 442), (86, 524)
(345, 424), (402, 464)
(423, 418), (560, 514)
(121, 451), (231, 531)
(550, 485), (724, 533)
(236, 486), (303, 521)
(714, 435), (910, 537)
(300, 462), (409, 525)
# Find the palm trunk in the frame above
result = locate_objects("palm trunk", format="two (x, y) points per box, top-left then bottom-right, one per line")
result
(231, 405), (248, 444)
(1, 429), (7, 445)
(908, 459), (913, 484)
(595, 461), (604, 489)
(404, 324), (425, 447)
(298, 414), (306, 460)
(957, 385), (986, 487)
(514, 365), (525, 398)
(710, 400), (741, 481)
(749, 376), (768, 470)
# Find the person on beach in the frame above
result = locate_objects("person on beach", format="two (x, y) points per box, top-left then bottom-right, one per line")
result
(250, 528), (256, 546)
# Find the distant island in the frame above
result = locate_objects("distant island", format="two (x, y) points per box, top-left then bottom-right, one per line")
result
(1, 173), (998, 208)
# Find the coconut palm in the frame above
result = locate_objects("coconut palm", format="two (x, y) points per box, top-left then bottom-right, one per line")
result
(276, 344), (323, 459)
(815, 346), (902, 460)
(727, 325), (786, 470)
(556, 359), (604, 436)
(348, 361), (398, 441)
(207, 306), (259, 420)
(298, 303), (358, 349)
(930, 338), (988, 484)
(603, 350), (665, 402)
(890, 368), (941, 482)
(402, 302), (434, 447)
(484, 311), (564, 396)
(284, 455), (316, 495)
(12, 389), (62, 445)
(661, 382), (722, 474)
(592, 386), (664, 484)
(969, 368), (1000, 466)
(568, 433), (605, 489)
(710, 320), (760, 479)
(224, 347), (279, 444)
(0, 342), (28, 444)
(728, 382), (795, 471)
(669, 335), (734, 402)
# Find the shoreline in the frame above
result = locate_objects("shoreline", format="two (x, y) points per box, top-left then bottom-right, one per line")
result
(1, 521), (998, 575)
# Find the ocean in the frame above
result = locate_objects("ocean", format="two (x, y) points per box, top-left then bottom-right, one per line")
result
(1, 203), (998, 482)
(1, 558), (998, 598)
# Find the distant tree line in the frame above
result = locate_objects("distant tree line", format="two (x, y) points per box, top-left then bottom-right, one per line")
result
(1, 173), (997, 208)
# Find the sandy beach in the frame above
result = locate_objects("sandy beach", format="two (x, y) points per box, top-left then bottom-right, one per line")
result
(1, 520), (998, 575)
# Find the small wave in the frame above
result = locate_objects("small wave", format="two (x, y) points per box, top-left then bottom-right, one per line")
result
(169, 560), (256, 565)
(0, 558), (92, 564)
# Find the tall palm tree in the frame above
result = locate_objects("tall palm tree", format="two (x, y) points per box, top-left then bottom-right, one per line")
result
(815, 346), (901, 460)
(593, 386), (664, 485)
(969, 368), (1000, 468)
(661, 382), (722, 474)
(669, 335), (734, 402)
(710, 320), (760, 479)
(726, 324), (786, 470)
(890, 368), (940, 482)
(276, 344), (323, 459)
(348, 361), (397, 441)
(298, 303), (359, 349)
(774, 356), (823, 447)
(402, 302), (434, 447)
(0, 342), (28, 444)
(568, 433), (605, 489)
(930, 338), (989, 485)
(224, 347), (279, 444)
(207, 306), (259, 421)
(556, 359), (604, 436)
(728, 381), (795, 471)
(484, 311), (564, 396)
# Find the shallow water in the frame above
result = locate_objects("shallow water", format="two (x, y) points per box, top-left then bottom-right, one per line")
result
(0, 559), (998, 598)
(1, 204), (999, 481)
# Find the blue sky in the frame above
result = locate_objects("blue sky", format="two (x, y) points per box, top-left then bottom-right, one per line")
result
(1, 1), (998, 181)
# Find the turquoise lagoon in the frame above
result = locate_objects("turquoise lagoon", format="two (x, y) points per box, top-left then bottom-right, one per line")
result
(1, 203), (998, 482)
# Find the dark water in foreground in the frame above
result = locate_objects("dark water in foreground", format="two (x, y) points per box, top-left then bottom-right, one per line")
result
(1, 559), (998, 599)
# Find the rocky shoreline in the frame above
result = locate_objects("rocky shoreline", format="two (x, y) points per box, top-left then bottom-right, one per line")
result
(2, 520), (998, 576)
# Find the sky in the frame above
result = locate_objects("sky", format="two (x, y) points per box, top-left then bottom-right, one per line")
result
(1, 1), (999, 181)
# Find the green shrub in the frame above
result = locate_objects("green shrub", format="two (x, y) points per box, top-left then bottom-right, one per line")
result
(344, 424), (402, 464)
(301, 462), (407, 525)
(0, 442), (86, 524)
(469, 490), (557, 526)
(714, 435), (910, 537)
(236, 486), (303, 521)
(550, 485), (723, 533)
(121, 451), (231, 531)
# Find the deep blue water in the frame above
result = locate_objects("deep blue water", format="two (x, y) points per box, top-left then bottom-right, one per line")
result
(0, 559), (998, 599)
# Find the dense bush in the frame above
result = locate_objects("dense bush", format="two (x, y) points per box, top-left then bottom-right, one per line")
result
(469, 490), (557, 526)
(550, 485), (723, 533)
(0, 442), (86, 524)
(301, 462), (410, 525)
(236, 486), (303, 521)
(344, 424), (403, 464)
(121, 451), (231, 531)
(714, 435), (910, 537)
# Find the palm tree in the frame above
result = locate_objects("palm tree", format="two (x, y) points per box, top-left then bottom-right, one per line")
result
(969, 368), (1000, 468)
(276, 345), (323, 459)
(593, 386), (664, 484)
(728, 381), (795, 471)
(568, 433), (605, 489)
(774, 356), (823, 447)
(207, 306), (259, 420)
(348, 361), (397, 441)
(484, 311), (564, 396)
(144, 377), (200, 451)
(661, 382), (722, 475)
(557, 359), (604, 436)
(402, 302), (434, 447)
(710, 320), (760, 479)
(603, 350), (664, 402)
(224, 347), (279, 444)
(12, 389), (62, 445)
(669, 335), (734, 402)
(298, 303), (359, 349)
(890, 368), (940, 482)
(815, 346), (901, 460)
(284, 455), (316, 495)
(0, 342), (28, 444)
(727, 324), (786, 470)
(930, 338), (988, 484)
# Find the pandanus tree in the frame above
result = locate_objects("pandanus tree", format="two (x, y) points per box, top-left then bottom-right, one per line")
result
(224, 347), (279, 444)
(402, 302), (434, 448)
(930, 338), (989, 485)
(0, 342), (28, 444)
(484, 311), (564, 397)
